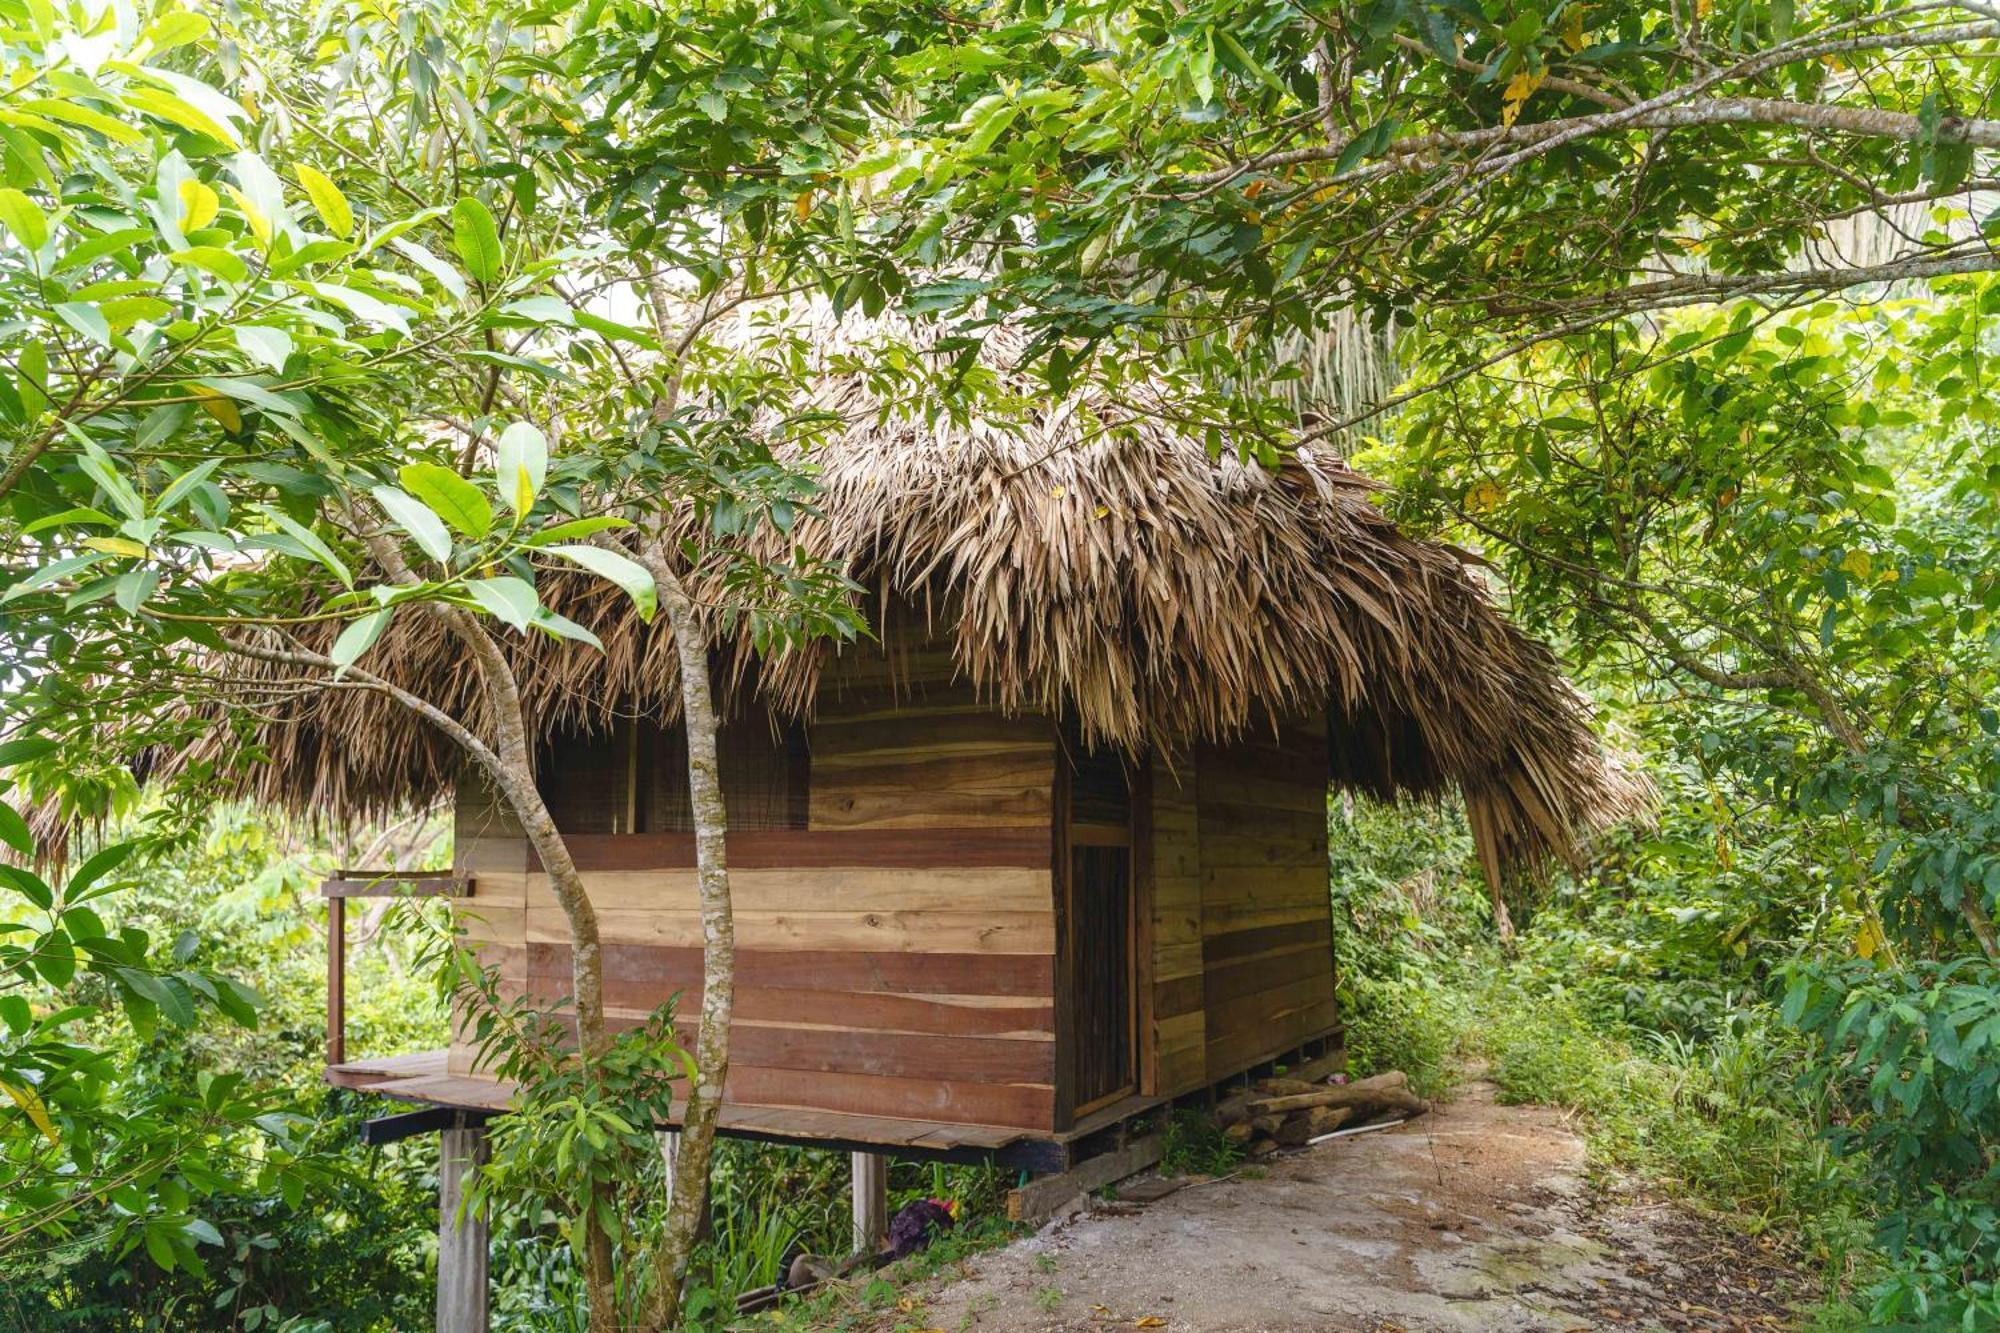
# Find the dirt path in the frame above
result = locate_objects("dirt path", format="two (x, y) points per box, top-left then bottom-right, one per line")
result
(901, 1081), (1812, 1332)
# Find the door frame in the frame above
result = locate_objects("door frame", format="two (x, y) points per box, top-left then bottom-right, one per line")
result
(1052, 745), (1153, 1127)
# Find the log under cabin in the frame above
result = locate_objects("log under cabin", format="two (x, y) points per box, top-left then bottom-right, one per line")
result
(174, 325), (1645, 1168)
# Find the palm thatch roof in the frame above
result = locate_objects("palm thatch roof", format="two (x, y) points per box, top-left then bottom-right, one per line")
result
(181, 310), (1647, 879)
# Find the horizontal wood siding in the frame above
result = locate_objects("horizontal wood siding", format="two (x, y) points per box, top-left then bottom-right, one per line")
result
(449, 670), (1059, 1132)
(1149, 754), (1207, 1096)
(1196, 722), (1337, 1083)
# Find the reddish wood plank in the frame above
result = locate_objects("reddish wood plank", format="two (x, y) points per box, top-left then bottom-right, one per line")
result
(722, 1063), (1054, 1130)
(529, 976), (1054, 1038)
(535, 827), (1051, 872)
(524, 942), (1055, 997)
(585, 1016), (1056, 1084)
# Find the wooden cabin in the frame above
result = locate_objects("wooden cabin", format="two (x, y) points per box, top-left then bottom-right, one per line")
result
(191, 317), (1640, 1170)
(437, 650), (1345, 1146)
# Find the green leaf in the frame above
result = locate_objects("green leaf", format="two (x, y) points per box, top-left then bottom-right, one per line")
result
(66, 841), (135, 900)
(294, 164), (353, 238)
(154, 460), (223, 514)
(54, 302), (112, 348)
(123, 86), (237, 145)
(370, 484), (453, 564)
(0, 736), (55, 767)
(256, 507), (352, 588)
(233, 325), (293, 374)
(330, 607), (392, 672)
(399, 463), (492, 539)
(169, 246), (248, 283)
(0, 801), (32, 855)
(464, 575), (538, 630)
(22, 507), (116, 534)
(0, 187), (48, 250)
(546, 544), (656, 622)
(19, 98), (143, 145)
(524, 516), (631, 546)
(528, 605), (604, 651)
(76, 440), (144, 521)
(307, 282), (411, 335)
(193, 376), (303, 419)
(450, 197), (501, 285)
(494, 421), (547, 514)
(389, 237), (467, 302)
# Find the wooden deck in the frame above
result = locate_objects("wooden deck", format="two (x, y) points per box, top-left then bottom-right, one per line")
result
(328, 1049), (1075, 1168)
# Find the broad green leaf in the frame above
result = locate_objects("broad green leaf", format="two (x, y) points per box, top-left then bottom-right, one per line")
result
(308, 281), (411, 334)
(193, 375), (304, 419)
(464, 575), (538, 630)
(144, 10), (210, 51)
(546, 543), (656, 622)
(54, 302), (111, 347)
(169, 245), (247, 282)
(66, 841), (135, 899)
(53, 225), (149, 273)
(494, 421), (547, 513)
(399, 462), (492, 538)
(124, 86), (237, 145)
(330, 606), (392, 672)
(528, 605), (604, 651)
(19, 98), (142, 145)
(0, 736), (56, 767)
(524, 516), (631, 545)
(257, 507), (352, 588)
(76, 441), (144, 520)
(22, 506), (117, 534)
(389, 237), (467, 301)
(0, 800), (33, 855)
(234, 325), (293, 374)
(0, 188), (48, 250)
(155, 459), (222, 514)
(450, 196), (500, 284)
(81, 536), (148, 558)
(295, 164), (353, 238)
(371, 484), (453, 563)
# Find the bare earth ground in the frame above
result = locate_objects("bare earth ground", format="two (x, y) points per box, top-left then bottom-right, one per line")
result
(892, 1081), (1814, 1333)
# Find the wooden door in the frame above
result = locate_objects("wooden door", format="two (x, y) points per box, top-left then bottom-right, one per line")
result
(1064, 742), (1138, 1115)
(1068, 842), (1134, 1109)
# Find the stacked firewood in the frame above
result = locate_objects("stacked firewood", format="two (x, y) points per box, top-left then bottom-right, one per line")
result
(1216, 1070), (1428, 1156)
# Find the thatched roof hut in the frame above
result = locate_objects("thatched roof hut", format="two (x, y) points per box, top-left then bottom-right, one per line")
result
(200, 312), (1645, 1147)
(199, 333), (1638, 883)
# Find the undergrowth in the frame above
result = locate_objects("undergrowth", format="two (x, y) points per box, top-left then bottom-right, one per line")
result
(1160, 1108), (1244, 1177)
(1328, 797), (1879, 1325)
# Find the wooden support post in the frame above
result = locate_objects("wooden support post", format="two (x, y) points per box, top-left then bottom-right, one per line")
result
(658, 1129), (681, 1202)
(437, 1122), (490, 1333)
(326, 894), (345, 1067)
(850, 1150), (887, 1255)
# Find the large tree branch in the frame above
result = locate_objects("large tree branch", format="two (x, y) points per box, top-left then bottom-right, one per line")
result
(1181, 19), (2000, 190)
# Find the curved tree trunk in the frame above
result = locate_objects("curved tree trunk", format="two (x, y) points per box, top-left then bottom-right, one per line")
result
(635, 551), (734, 1330)
(351, 524), (623, 1331)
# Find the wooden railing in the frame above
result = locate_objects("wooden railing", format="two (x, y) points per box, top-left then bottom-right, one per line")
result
(322, 871), (472, 1066)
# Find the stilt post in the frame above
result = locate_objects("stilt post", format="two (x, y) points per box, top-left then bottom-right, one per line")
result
(437, 1119), (490, 1333)
(851, 1150), (888, 1254)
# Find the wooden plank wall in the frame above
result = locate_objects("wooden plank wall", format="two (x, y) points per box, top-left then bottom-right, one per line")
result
(1195, 719), (1338, 1083)
(1148, 755), (1207, 1096)
(450, 642), (1062, 1132)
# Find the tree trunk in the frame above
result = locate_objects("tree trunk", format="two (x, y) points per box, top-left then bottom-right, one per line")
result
(348, 524), (623, 1330)
(635, 551), (735, 1330)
